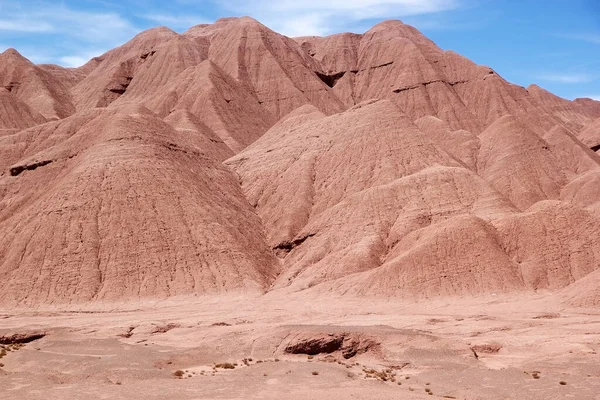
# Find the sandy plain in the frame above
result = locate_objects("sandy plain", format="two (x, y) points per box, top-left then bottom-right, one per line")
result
(1, 292), (599, 399)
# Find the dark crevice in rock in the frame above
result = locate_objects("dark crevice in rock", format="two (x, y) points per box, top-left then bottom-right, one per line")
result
(273, 233), (315, 257)
(108, 76), (133, 95)
(372, 61), (394, 69)
(393, 85), (417, 94)
(349, 62), (393, 75)
(284, 333), (378, 359)
(0, 332), (46, 344)
(118, 327), (135, 339)
(392, 79), (469, 94)
(3, 82), (20, 93)
(10, 160), (53, 176)
(286, 336), (344, 355)
(471, 344), (502, 355)
(108, 135), (143, 142)
(591, 144), (600, 152)
(98, 58), (136, 107)
(316, 71), (346, 88)
(109, 88), (127, 95)
(151, 323), (180, 334)
(163, 142), (207, 159)
(140, 50), (156, 60)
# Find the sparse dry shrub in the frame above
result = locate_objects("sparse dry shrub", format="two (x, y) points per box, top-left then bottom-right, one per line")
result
(215, 363), (235, 369)
(174, 370), (184, 378)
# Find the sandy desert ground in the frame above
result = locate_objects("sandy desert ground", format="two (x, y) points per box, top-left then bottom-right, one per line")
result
(2, 292), (599, 399)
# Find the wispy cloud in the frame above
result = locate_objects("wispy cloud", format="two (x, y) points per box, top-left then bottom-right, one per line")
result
(0, 20), (54, 33)
(0, 2), (140, 66)
(554, 33), (600, 45)
(140, 13), (210, 30)
(221, 0), (463, 36)
(0, 4), (138, 43)
(537, 72), (595, 84)
(58, 56), (91, 68)
(402, 14), (483, 32)
(58, 48), (108, 68)
(579, 95), (600, 101)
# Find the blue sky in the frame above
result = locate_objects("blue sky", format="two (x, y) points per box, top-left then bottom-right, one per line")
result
(1, 0), (599, 100)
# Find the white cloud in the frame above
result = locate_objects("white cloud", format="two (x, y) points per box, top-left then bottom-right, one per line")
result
(272, 13), (331, 37)
(556, 33), (600, 45)
(243, 0), (459, 15)
(0, 20), (54, 32)
(402, 14), (483, 31)
(38, 8), (138, 44)
(0, 2), (140, 66)
(538, 73), (595, 84)
(59, 56), (90, 68)
(58, 49), (107, 68)
(222, 0), (462, 36)
(0, 4), (138, 43)
(580, 95), (600, 101)
(140, 13), (211, 30)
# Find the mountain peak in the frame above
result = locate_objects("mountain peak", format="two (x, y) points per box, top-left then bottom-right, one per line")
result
(0, 47), (32, 64)
(1, 16), (600, 311)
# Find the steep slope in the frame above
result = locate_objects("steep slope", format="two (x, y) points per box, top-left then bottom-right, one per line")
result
(228, 100), (460, 245)
(227, 100), (519, 294)
(558, 268), (600, 307)
(295, 33), (362, 109)
(573, 97), (600, 119)
(299, 21), (596, 138)
(322, 215), (524, 298)
(0, 109), (103, 174)
(186, 17), (345, 119)
(527, 84), (597, 133)
(542, 124), (600, 175)
(476, 115), (568, 210)
(0, 48), (75, 119)
(0, 88), (46, 130)
(493, 201), (600, 290)
(142, 61), (274, 152)
(38, 64), (86, 89)
(578, 117), (600, 149)
(163, 109), (234, 161)
(71, 27), (189, 109)
(0, 105), (279, 305)
(414, 115), (480, 170)
(560, 170), (600, 209)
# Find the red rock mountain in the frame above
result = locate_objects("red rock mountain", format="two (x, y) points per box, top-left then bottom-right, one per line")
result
(1, 17), (600, 306)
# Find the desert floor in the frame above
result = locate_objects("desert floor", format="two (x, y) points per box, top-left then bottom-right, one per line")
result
(1, 292), (599, 399)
